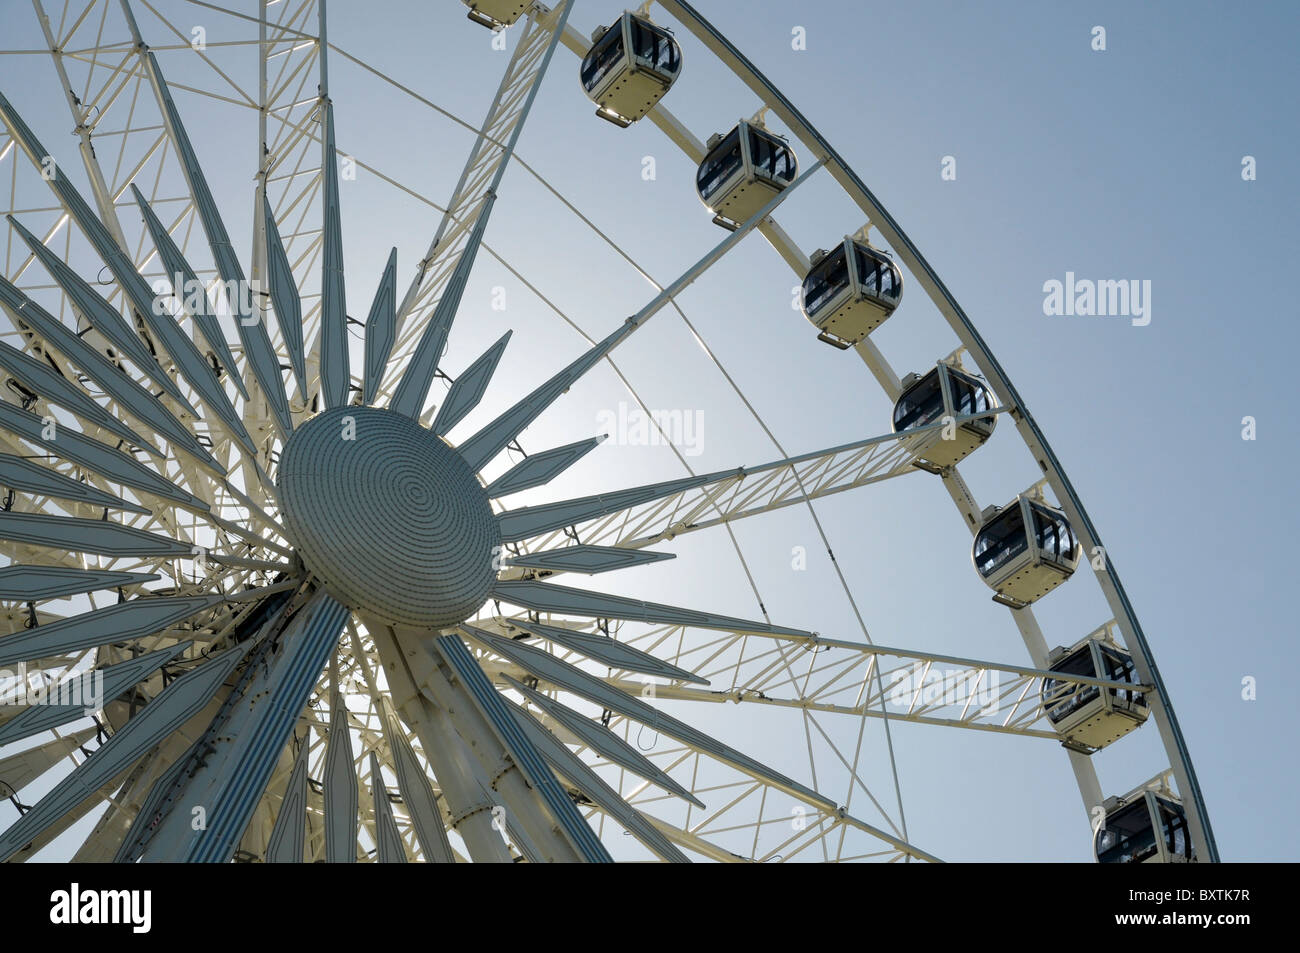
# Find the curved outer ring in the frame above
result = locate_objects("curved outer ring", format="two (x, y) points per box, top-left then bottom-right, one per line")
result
(6, 0), (1212, 862)
(658, 0), (1218, 861)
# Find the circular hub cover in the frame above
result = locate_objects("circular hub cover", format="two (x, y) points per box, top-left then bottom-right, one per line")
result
(277, 406), (499, 628)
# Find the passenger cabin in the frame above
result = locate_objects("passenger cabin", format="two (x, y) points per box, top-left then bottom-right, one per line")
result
(972, 496), (1079, 607)
(463, 0), (529, 29)
(801, 239), (902, 347)
(581, 13), (682, 126)
(1095, 792), (1196, 864)
(891, 364), (995, 471)
(696, 120), (797, 230)
(1042, 635), (1148, 753)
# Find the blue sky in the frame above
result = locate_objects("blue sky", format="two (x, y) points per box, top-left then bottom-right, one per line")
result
(1, 0), (1296, 861)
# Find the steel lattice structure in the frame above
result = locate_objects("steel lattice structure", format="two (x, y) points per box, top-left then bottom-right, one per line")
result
(0, 0), (1215, 863)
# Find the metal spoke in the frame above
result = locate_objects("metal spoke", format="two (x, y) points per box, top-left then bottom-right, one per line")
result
(0, 0), (1210, 866)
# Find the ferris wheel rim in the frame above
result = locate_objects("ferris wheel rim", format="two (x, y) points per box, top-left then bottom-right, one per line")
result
(645, 0), (1216, 861)
(0, 0), (1215, 863)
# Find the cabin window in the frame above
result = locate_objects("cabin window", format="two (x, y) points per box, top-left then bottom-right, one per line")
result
(974, 505), (1029, 577)
(581, 26), (625, 90)
(803, 249), (851, 317)
(697, 129), (743, 200)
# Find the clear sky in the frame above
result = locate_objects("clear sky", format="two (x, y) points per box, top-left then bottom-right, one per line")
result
(0, 0), (1296, 862)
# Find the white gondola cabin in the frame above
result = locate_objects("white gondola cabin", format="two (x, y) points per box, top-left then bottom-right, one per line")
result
(1042, 634), (1148, 753)
(972, 495), (1079, 607)
(891, 364), (996, 471)
(801, 239), (902, 348)
(463, 0), (528, 30)
(1094, 792), (1196, 864)
(580, 13), (682, 127)
(696, 120), (797, 230)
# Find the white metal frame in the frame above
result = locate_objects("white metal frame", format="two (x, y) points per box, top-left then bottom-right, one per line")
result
(696, 118), (797, 230)
(580, 12), (681, 127)
(0, 0), (1218, 864)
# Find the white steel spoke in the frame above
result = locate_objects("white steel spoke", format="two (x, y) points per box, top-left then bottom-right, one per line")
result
(0, 0), (1210, 866)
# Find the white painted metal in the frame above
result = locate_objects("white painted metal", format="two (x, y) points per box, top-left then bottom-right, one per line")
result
(580, 13), (682, 126)
(652, 0), (1217, 861)
(0, 0), (1213, 865)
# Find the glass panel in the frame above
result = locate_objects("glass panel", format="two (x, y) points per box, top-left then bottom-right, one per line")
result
(857, 249), (880, 296)
(1158, 799), (1193, 860)
(1097, 801), (1160, 863)
(1032, 503), (1073, 563)
(884, 261), (901, 299)
(801, 248), (851, 317)
(1099, 647), (1135, 684)
(749, 129), (772, 176)
(950, 375), (975, 415)
(630, 19), (679, 76)
(854, 247), (902, 305)
(773, 142), (795, 182)
(973, 504), (1029, 577)
(1032, 506), (1056, 557)
(748, 129), (795, 183)
(1099, 646), (1145, 707)
(893, 370), (944, 432)
(697, 129), (742, 201)
(581, 24), (626, 90)
(949, 370), (993, 426)
(1043, 647), (1100, 722)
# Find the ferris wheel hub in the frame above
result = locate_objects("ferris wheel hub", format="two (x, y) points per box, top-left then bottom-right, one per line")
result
(276, 406), (500, 628)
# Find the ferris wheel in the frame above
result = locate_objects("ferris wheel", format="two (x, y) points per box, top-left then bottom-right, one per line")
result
(0, 0), (1217, 863)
